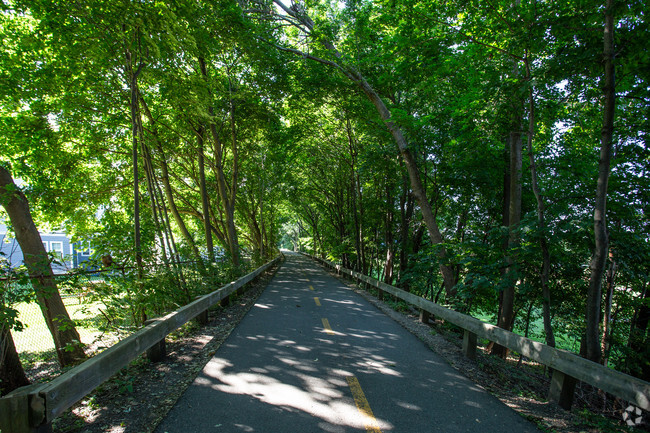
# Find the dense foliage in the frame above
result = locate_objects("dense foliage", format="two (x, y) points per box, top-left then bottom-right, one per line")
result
(0, 0), (648, 391)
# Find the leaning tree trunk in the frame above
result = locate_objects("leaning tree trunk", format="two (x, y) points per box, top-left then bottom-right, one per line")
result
(0, 166), (85, 366)
(584, 0), (615, 363)
(262, 3), (457, 296)
(353, 76), (457, 297)
(202, 58), (241, 268)
(138, 92), (203, 262)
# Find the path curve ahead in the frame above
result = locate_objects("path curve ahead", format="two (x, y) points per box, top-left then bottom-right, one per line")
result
(155, 252), (541, 433)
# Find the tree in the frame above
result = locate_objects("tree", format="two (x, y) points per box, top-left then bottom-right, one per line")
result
(0, 165), (86, 366)
(0, 325), (29, 396)
(249, 0), (459, 296)
(583, 0), (616, 363)
(0, 274), (30, 396)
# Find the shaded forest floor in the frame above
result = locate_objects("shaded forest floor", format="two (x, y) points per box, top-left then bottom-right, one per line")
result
(50, 259), (647, 433)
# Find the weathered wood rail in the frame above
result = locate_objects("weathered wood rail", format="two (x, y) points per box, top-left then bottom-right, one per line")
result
(0, 256), (282, 433)
(304, 253), (650, 412)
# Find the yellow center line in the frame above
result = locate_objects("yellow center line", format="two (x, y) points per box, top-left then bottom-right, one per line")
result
(346, 376), (383, 433)
(314, 297), (321, 307)
(309, 285), (315, 291)
(321, 318), (334, 335)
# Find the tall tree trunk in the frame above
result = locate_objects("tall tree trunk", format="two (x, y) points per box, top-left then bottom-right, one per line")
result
(346, 118), (363, 271)
(258, 161), (267, 260)
(601, 254), (616, 366)
(491, 38), (526, 358)
(492, 125), (523, 359)
(350, 169), (361, 270)
(0, 325), (30, 396)
(383, 183), (394, 285)
(488, 112), (513, 357)
(225, 90), (240, 267)
(0, 166), (85, 366)
(525, 85), (556, 348)
(584, 0), (615, 363)
(141, 139), (192, 302)
(398, 175), (414, 291)
(198, 125), (215, 263)
(356, 171), (367, 273)
(155, 141), (203, 261)
(141, 138), (172, 268)
(126, 45), (145, 323)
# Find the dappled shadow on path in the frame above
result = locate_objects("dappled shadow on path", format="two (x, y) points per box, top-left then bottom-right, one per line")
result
(155, 253), (540, 433)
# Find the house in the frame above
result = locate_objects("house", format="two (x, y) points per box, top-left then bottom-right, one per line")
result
(0, 223), (92, 274)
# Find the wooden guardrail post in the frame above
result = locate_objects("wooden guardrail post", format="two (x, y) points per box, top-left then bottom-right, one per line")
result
(144, 319), (166, 362)
(194, 296), (209, 326)
(462, 330), (478, 360)
(419, 309), (431, 324)
(548, 370), (577, 410)
(0, 383), (48, 433)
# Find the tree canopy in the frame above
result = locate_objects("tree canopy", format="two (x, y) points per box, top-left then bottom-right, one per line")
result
(1, 0), (648, 386)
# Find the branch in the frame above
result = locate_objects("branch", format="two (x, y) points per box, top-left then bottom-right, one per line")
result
(259, 37), (346, 73)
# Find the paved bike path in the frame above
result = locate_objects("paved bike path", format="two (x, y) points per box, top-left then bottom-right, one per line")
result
(155, 252), (541, 432)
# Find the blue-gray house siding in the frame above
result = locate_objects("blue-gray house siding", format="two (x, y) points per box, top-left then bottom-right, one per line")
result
(0, 224), (91, 274)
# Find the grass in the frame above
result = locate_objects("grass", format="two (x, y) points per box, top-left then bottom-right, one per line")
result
(472, 310), (581, 353)
(12, 296), (107, 355)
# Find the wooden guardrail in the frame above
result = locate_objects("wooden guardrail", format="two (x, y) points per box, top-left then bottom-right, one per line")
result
(304, 253), (650, 412)
(0, 255), (282, 433)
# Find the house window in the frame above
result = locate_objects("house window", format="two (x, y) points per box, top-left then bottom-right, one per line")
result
(80, 241), (91, 256)
(43, 241), (49, 251)
(50, 241), (64, 258)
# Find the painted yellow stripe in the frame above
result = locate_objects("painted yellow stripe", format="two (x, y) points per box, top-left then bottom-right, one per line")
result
(321, 318), (334, 335)
(309, 285), (315, 291)
(346, 376), (383, 433)
(314, 297), (321, 306)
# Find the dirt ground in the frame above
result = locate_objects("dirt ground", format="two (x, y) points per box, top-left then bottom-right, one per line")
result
(50, 261), (646, 433)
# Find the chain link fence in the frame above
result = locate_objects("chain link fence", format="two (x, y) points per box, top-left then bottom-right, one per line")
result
(3, 256), (253, 382)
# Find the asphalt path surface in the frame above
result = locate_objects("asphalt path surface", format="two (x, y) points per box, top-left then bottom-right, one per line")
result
(155, 252), (541, 433)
